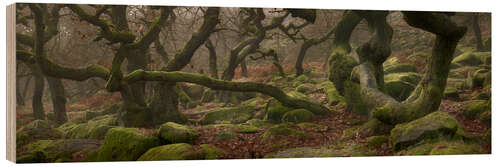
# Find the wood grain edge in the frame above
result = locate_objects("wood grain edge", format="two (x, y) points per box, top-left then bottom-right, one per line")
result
(6, 3), (17, 163)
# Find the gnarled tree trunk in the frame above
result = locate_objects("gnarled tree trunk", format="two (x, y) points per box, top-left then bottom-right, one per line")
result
(46, 76), (67, 124)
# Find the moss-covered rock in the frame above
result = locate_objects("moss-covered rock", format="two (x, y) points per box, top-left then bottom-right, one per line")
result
(264, 102), (293, 123)
(180, 83), (205, 101)
(260, 123), (305, 142)
(479, 110), (491, 127)
(443, 86), (464, 100)
(16, 120), (64, 147)
(200, 144), (225, 159)
(235, 124), (260, 133)
(384, 79), (415, 101)
(472, 69), (490, 88)
(287, 91), (308, 100)
(451, 52), (490, 68)
(390, 112), (465, 151)
(367, 136), (388, 148)
(199, 106), (255, 125)
(138, 143), (204, 161)
(322, 81), (343, 106)
(296, 83), (316, 94)
(293, 75), (310, 87)
(281, 109), (315, 123)
(95, 127), (160, 161)
(384, 63), (417, 74)
(58, 114), (118, 140)
(385, 72), (422, 85)
(458, 100), (489, 119)
(241, 97), (267, 110)
(245, 119), (273, 129)
(342, 119), (393, 140)
(20, 139), (101, 162)
(397, 140), (485, 155)
(158, 122), (200, 144)
(17, 151), (46, 163)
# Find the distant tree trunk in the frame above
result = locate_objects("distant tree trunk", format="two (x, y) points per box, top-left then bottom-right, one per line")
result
(472, 13), (485, 51)
(16, 76), (25, 106)
(295, 26), (335, 76)
(240, 58), (248, 78)
(22, 76), (32, 103)
(46, 76), (67, 124)
(31, 64), (45, 120)
(205, 40), (218, 79)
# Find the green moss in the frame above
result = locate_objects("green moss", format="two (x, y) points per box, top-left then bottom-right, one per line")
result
(384, 79), (415, 101)
(367, 136), (388, 148)
(296, 83), (315, 94)
(158, 122), (200, 144)
(479, 110), (491, 127)
(21, 139), (101, 162)
(343, 82), (368, 115)
(390, 112), (464, 151)
(451, 52), (489, 67)
(200, 144), (225, 159)
(429, 141), (483, 155)
(266, 143), (376, 158)
(260, 123), (305, 142)
(245, 119), (273, 129)
(264, 103), (293, 123)
(281, 109), (315, 123)
(58, 114), (118, 140)
(459, 100), (489, 119)
(138, 143), (204, 161)
(443, 86), (463, 100)
(322, 81), (344, 106)
(199, 106), (255, 125)
(287, 91), (308, 100)
(16, 120), (63, 147)
(201, 89), (216, 103)
(17, 151), (46, 163)
(384, 72), (422, 85)
(95, 127), (160, 161)
(235, 124), (260, 133)
(241, 97), (267, 109)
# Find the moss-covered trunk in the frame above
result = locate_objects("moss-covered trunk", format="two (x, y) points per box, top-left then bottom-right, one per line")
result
(31, 64), (45, 120)
(472, 13), (485, 51)
(205, 40), (218, 79)
(46, 76), (67, 124)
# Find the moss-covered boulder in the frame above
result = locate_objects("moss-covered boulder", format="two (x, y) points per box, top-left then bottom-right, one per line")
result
(384, 72), (422, 85)
(241, 97), (267, 110)
(58, 114), (118, 140)
(264, 101), (293, 123)
(451, 52), (490, 68)
(245, 119), (274, 129)
(138, 143), (204, 161)
(390, 112), (465, 151)
(287, 91), (308, 100)
(260, 123), (305, 142)
(396, 140), (485, 155)
(19, 139), (101, 162)
(281, 109), (315, 123)
(292, 75), (310, 87)
(384, 79), (415, 101)
(342, 119), (393, 140)
(384, 63), (417, 74)
(158, 122), (200, 144)
(443, 86), (464, 100)
(180, 83), (205, 101)
(479, 110), (491, 127)
(16, 120), (64, 147)
(458, 100), (489, 119)
(94, 127), (160, 161)
(16, 151), (46, 163)
(296, 83), (316, 94)
(322, 81), (343, 106)
(200, 144), (225, 159)
(472, 69), (490, 88)
(199, 106), (255, 125)
(367, 136), (388, 148)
